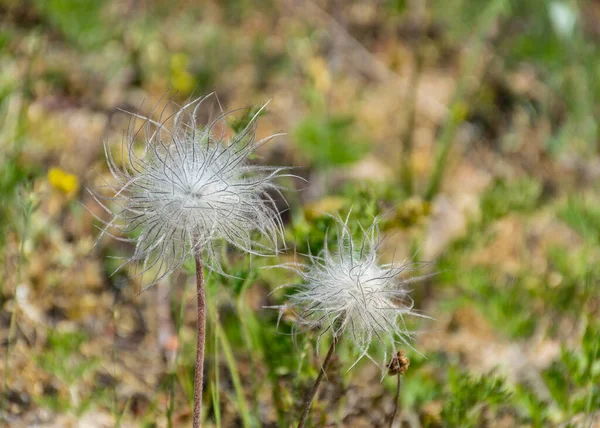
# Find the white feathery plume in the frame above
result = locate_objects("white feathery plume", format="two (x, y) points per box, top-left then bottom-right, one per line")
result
(90, 94), (291, 287)
(272, 213), (431, 372)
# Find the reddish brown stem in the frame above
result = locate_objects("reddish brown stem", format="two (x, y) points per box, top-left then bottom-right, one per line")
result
(297, 336), (339, 428)
(193, 252), (205, 428)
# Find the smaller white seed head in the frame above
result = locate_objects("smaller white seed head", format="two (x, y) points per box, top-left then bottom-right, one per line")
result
(273, 214), (430, 371)
(91, 95), (290, 287)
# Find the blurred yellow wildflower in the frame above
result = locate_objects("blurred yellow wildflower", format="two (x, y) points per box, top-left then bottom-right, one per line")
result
(307, 56), (331, 93)
(170, 53), (195, 94)
(48, 167), (79, 195)
(304, 196), (347, 220)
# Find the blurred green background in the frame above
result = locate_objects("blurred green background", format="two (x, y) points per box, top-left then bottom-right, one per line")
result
(1, 0), (599, 426)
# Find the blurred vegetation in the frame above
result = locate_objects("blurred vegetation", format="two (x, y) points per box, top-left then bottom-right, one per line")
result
(0, 0), (599, 426)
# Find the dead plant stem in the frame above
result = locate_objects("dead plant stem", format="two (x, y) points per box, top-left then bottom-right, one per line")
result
(390, 374), (402, 428)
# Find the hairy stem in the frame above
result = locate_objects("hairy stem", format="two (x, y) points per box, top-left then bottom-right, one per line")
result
(390, 375), (402, 428)
(193, 252), (206, 428)
(297, 336), (339, 428)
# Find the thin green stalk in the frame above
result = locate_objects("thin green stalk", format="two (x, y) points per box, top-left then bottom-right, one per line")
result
(111, 296), (133, 426)
(425, 0), (508, 201)
(584, 327), (599, 427)
(216, 320), (253, 427)
(166, 372), (175, 428)
(3, 187), (34, 412)
(424, 107), (464, 201)
(112, 302), (120, 426)
(169, 277), (189, 428)
(286, 338), (310, 427)
(400, 38), (424, 195)
(210, 297), (221, 428)
(334, 344), (350, 426)
(236, 280), (262, 418)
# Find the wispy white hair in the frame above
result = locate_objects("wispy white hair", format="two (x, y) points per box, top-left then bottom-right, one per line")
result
(91, 94), (292, 287)
(272, 213), (431, 371)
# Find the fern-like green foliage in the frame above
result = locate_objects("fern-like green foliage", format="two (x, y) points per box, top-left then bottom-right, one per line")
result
(441, 368), (511, 427)
(480, 178), (542, 225)
(559, 196), (600, 245)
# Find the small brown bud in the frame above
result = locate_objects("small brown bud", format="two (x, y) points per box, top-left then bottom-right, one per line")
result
(388, 350), (410, 376)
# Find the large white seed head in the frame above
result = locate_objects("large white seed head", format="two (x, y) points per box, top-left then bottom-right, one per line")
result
(275, 215), (429, 370)
(91, 95), (289, 286)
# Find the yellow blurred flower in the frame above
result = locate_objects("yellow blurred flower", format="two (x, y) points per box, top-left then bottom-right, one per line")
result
(170, 52), (189, 71)
(307, 56), (331, 93)
(172, 71), (195, 94)
(48, 167), (79, 196)
(170, 53), (195, 94)
(304, 196), (347, 220)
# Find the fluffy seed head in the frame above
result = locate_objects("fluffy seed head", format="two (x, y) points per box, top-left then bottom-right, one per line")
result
(274, 214), (430, 371)
(91, 94), (290, 286)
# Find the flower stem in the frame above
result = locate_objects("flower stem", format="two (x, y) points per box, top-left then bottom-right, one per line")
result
(193, 251), (206, 428)
(297, 336), (339, 428)
(390, 374), (402, 428)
